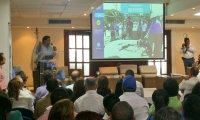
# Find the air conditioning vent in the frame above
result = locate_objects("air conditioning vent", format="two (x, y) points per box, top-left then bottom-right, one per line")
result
(166, 20), (185, 24)
(49, 19), (71, 24)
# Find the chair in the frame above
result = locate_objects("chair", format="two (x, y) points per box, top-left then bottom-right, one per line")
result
(119, 64), (142, 83)
(139, 65), (157, 88)
(99, 67), (118, 78)
(22, 116), (32, 120)
(12, 108), (33, 119)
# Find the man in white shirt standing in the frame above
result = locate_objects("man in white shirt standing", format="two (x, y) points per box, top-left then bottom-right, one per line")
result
(120, 75), (149, 120)
(74, 77), (105, 115)
(179, 37), (196, 74)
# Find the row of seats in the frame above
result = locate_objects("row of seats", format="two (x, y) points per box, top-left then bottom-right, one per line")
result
(99, 64), (157, 88)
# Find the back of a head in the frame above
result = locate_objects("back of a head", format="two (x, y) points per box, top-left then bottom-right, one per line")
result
(189, 67), (199, 77)
(50, 88), (69, 105)
(48, 99), (74, 120)
(0, 96), (12, 120)
(43, 70), (53, 83)
(16, 71), (28, 84)
(72, 79), (85, 102)
(152, 89), (169, 113)
(191, 82), (200, 97)
(163, 78), (179, 97)
(125, 69), (134, 77)
(103, 93), (120, 113)
(111, 101), (133, 120)
(7, 78), (21, 100)
(75, 111), (101, 120)
(183, 94), (200, 120)
(154, 107), (181, 120)
(71, 70), (80, 81)
(84, 77), (97, 90)
(122, 75), (136, 92)
(46, 78), (59, 93)
(97, 76), (111, 96)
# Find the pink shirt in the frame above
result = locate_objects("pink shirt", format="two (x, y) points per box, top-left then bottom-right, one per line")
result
(0, 65), (7, 90)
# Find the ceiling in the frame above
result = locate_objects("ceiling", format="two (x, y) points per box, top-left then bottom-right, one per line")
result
(10, 0), (200, 29)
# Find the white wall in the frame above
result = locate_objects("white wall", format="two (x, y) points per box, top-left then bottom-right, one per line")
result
(171, 28), (200, 75)
(0, 1), (11, 84)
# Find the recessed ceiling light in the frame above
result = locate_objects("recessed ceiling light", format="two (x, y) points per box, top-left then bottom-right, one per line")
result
(194, 12), (200, 16)
(27, 27), (29, 28)
(171, 14), (174, 16)
(192, 27), (194, 28)
(72, 27), (74, 28)
(84, 14), (87, 16)
(91, 7), (94, 9)
(192, 8), (195, 9)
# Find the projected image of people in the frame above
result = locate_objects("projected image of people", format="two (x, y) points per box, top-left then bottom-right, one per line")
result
(92, 3), (164, 59)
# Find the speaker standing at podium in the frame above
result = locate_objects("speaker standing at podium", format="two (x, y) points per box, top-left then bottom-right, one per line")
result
(179, 38), (196, 75)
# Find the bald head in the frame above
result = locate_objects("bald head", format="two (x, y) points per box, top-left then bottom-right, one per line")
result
(71, 70), (80, 81)
(84, 77), (97, 90)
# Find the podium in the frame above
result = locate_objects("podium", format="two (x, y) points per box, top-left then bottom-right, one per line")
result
(36, 51), (63, 86)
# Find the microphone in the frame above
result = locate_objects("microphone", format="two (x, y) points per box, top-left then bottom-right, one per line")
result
(51, 43), (55, 47)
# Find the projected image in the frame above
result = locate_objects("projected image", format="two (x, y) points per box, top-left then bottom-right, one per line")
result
(92, 3), (164, 59)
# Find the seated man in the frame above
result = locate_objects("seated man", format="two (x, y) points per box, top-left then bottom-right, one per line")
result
(154, 107), (181, 120)
(120, 75), (149, 120)
(66, 70), (80, 90)
(33, 78), (59, 119)
(74, 77), (105, 115)
(179, 67), (200, 102)
(111, 101), (135, 120)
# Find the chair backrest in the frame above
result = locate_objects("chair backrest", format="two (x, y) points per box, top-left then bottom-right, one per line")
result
(99, 67), (118, 75)
(12, 108), (33, 119)
(22, 116), (32, 120)
(139, 65), (157, 74)
(119, 64), (138, 74)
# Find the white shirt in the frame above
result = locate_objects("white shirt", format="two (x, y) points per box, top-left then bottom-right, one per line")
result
(135, 81), (144, 98)
(74, 90), (105, 115)
(12, 90), (34, 111)
(179, 77), (200, 102)
(179, 44), (196, 59)
(66, 84), (74, 91)
(120, 92), (149, 120)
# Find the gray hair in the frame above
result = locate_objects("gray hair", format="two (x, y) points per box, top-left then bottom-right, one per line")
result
(84, 77), (97, 89)
(43, 70), (53, 83)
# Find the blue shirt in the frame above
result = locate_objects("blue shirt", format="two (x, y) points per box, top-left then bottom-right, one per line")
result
(36, 44), (55, 60)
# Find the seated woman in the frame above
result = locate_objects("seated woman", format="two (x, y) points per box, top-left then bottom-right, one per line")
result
(148, 89), (169, 120)
(97, 76), (111, 97)
(0, 91), (23, 120)
(7, 78), (34, 111)
(71, 79), (85, 102)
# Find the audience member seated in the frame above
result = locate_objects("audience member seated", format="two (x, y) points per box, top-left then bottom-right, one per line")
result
(8, 78), (34, 111)
(37, 87), (77, 120)
(148, 89), (169, 120)
(33, 78), (59, 119)
(191, 82), (200, 97)
(179, 67), (200, 102)
(111, 101), (135, 120)
(71, 79), (85, 102)
(154, 107), (181, 120)
(0, 95), (23, 120)
(103, 93), (120, 120)
(120, 75), (149, 120)
(75, 111), (101, 120)
(48, 99), (74, 120)
(149, 78), (182, 116)
(115, 69), (144, 97)
(35, 70), (53, 102)
(182, 94), (200, 120)
(74, 77), (105, 115)
(66, 88), (73, 100)
(97, 76), (111, 97)
(66, 70), (80, 90)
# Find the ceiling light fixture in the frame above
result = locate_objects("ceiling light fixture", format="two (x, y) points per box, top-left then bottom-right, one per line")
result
(27, 27), (29, 28)
(192, 27), (194, 28)
(194, 12), (200, 16)
(91, 7), (94, 9)
(171, 14), (174, 16)
(72, 27), (74, 28)
(84, 14), (87, 16)
(192, 8), (195, 9)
